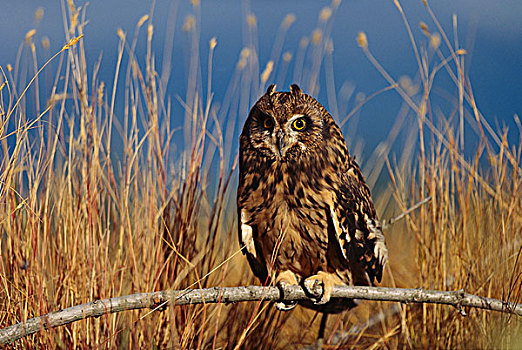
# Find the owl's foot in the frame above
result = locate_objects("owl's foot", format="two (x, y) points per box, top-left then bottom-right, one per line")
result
(275, 270), (299, 311)
(303, 272), (339, 305)
(275, 299), (297, 311)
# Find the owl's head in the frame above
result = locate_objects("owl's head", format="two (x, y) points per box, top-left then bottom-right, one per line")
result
(245, 84), (329, 161)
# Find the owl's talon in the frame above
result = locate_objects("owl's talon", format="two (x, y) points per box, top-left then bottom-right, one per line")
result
(303, 278), (323, 299)
(275, 271), (299, 311)
(276, 281), (298, 310)
(303, 273), (335, 305)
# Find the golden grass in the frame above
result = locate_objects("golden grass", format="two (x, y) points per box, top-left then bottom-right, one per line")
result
(1, 0), (521, 348)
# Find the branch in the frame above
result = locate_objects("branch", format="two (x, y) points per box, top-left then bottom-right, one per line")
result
(382, 196), (432, 229)
(1, 285), (520, 345)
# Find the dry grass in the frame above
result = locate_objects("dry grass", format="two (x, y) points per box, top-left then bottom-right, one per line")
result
(1, 0), (521, 348)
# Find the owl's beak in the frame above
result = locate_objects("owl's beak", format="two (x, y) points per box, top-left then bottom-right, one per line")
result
(276, 129), (287, 157)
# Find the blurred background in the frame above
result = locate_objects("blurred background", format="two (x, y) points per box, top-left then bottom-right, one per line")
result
(1, 0), (521, 157)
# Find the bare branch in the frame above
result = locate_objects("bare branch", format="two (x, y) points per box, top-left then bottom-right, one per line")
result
(382, 196), (432, 229)
(1, 285), (520, 345)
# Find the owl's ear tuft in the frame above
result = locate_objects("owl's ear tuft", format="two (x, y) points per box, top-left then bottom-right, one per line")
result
(290, 84), (303, 96)
(266, 84), (277, 95)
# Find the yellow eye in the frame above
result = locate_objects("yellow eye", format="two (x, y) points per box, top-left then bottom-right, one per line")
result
(292, 118), (306, 131)
(263, 117), (274, 129)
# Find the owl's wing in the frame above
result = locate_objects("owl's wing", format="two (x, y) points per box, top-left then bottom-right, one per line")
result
(331, 169), (388, 284)
(238, 208), (269, 282)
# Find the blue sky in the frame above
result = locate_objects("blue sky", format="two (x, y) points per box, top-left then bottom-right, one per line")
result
(1, 0), (521, 156)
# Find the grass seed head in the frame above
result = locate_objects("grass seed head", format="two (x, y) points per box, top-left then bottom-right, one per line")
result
(237, 48), (251, 70)
(356, 31), (368, 49)
(138, 15), (149, 28)
(399, 75), (419, 96)
(319, 7), (332, 22)
(148, 23), (153, 40)
(209, 37), (217, 50)
(117, 28), (125, 41)
(247, 14), (257, 28)
(34, 7), (44, 22)
(393, 0), (403, 13)
(41, 36), (50, 50)
(62, 34), (83, 51)
(420, 21), (430, 36)
(311, 29), (322, 45)
(283, 14), (296, 29)
(25, 29), (37, 44)
(399, 75), (412, 90)
(260, 61), (273, 83)
(183, 15), (196, 32)
(430, 32), (441, 49)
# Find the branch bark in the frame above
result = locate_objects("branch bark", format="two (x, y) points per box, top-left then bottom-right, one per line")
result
(1, 285), (520, 345)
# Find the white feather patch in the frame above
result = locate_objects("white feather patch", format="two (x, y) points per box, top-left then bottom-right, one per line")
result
(240, 210), (257, 258)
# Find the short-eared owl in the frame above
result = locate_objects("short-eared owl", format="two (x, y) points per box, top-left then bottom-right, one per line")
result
(237, 84), (387, 313)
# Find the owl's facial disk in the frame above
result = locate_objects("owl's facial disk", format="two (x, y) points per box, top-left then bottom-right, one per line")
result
(273, 114), (308, 158)
(251, 112), (318, 160)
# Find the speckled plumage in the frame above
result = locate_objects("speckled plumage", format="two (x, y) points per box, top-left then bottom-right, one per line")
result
(237, 84), (387, 313)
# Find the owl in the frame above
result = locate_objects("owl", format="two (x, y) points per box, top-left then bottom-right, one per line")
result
(237, 84), (387, 313)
